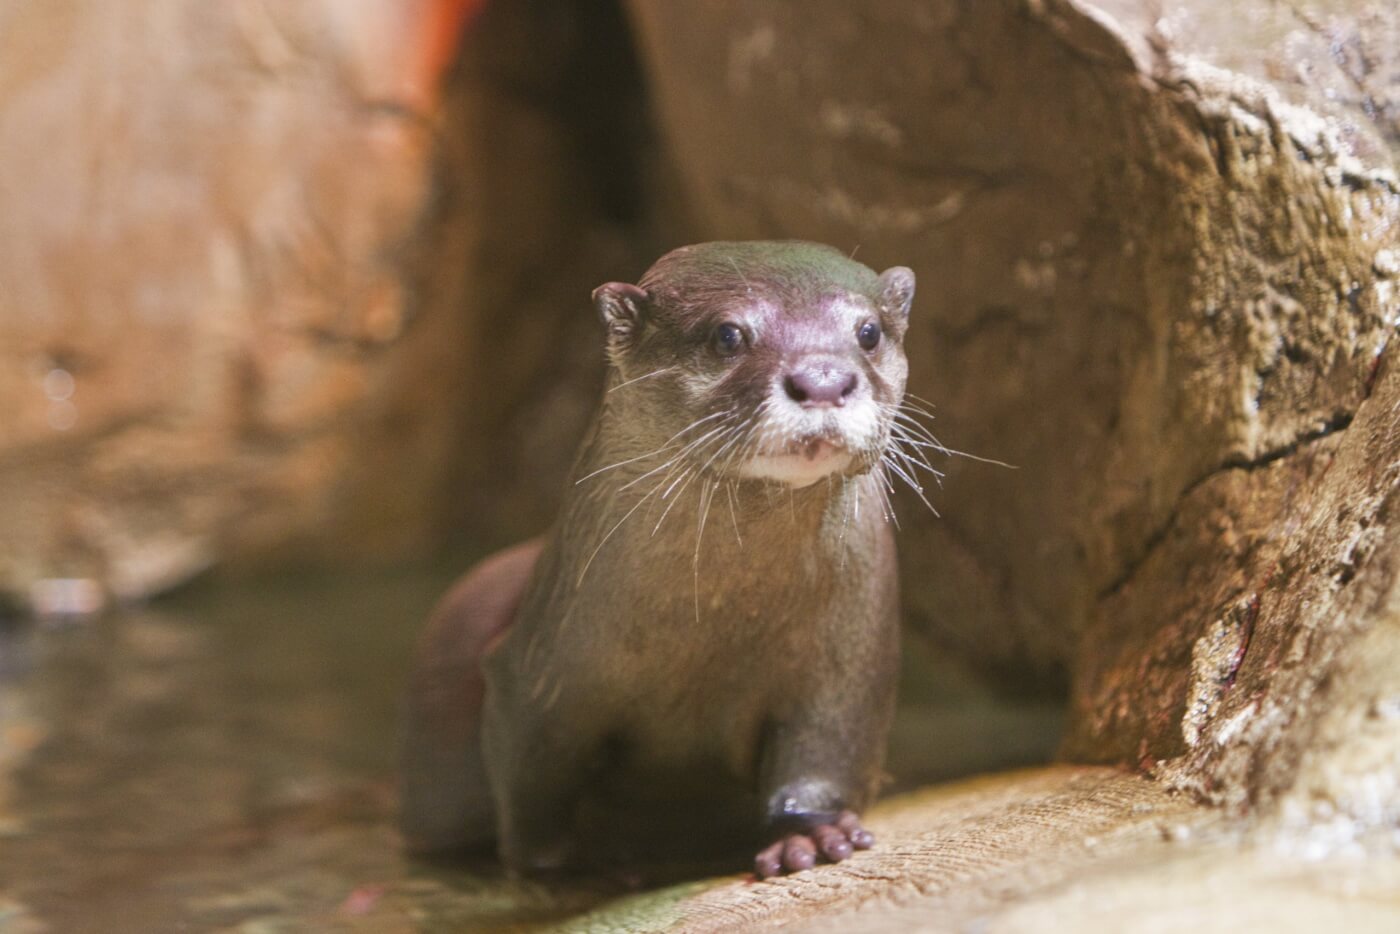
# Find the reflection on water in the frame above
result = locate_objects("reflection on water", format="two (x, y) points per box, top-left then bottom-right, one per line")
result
(0, 562), (1062, 932)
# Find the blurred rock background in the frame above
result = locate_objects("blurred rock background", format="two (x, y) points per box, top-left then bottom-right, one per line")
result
(0, 0), (479, 604)
(3, 0), (1400, 880)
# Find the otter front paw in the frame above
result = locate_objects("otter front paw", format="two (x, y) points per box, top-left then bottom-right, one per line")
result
(753, 810), (873, 879)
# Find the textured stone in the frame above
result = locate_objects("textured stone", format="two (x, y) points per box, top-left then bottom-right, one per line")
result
(624, 0), (1400, 845)
(0, 0), (478, 607)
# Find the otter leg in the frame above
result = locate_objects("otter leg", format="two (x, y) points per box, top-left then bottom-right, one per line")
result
(753, 673), (894, 877)
(481, 695), (601, 875)
(399, 538), (543, 855)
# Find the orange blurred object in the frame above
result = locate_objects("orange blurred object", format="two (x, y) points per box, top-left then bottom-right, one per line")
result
(411, 0), (488, 102)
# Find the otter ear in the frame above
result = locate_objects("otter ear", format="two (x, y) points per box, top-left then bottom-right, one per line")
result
(877, 266), (916, 320)
(593, 282), (649, 347)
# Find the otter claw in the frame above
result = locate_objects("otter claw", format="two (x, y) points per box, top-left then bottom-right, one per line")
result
(753, 810), (873, 879)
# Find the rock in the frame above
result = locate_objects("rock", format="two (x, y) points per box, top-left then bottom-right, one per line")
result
(0, 0), (483, 605)
(624, 0), (1400, 842)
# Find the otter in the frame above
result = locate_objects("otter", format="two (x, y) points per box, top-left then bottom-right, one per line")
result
(401, 241), (918, 879)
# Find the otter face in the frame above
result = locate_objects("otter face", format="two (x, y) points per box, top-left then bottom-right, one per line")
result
(593, 241), (914, 489)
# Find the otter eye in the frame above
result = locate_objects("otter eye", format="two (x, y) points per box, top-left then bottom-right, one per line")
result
(857, 320), (882, 351)
(712, 322), (745, 357)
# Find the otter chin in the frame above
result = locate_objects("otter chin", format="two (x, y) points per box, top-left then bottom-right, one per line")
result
(740, 439), (855, 488)
(401, 240), (919, 882)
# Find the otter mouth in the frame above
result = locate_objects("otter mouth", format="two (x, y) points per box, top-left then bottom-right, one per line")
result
(798, 438), (843, 462)
(737, 434), (860, 488)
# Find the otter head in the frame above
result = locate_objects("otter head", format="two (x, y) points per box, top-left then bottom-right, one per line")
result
(592, 241), (913, 489)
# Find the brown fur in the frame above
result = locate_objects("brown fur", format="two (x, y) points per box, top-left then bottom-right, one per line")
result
(400, 241), (914, 875)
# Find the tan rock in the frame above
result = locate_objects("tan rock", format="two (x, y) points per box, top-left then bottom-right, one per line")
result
(0, 0), (472, 606)
(625, 0), (1400, 844)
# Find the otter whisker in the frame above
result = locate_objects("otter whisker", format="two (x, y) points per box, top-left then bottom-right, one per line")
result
(894, 448), (944, 488)
(726, 256), (755, 296)
(887, 426), (945, 486)
(838, 476), (853, 569)
(635, 426), (735, 534)
(888, 408), (947, 450)
(883, 407), (942, 448)
(886, 399), (938, 428)
(618, 416), (738, 492)
(595, 425), (736, 578)
(696, 424), (748, 477)
(938, 446), (1017, 469)
(651, 467), (697, 536)
(660, 462), (698, 502)
(889, 400), (1017, 469)
(654, 422), (745, 538)
(898, 398), (938, 420)
(579, 409), (732, 485)
(905, 391), (940, 412)
(883, 421), (944, 501)
(898, 432), (1017, 469)
(896, 398), (941, 425)
(882, 451), (920, 490)
(890, 423), (938, 458)
(576, 480), (669, 587)
(620, 452), (690, 500)
(890, 419), (944, 454)
(713, 411), (765, 479)
(892, 440), (953, 475)
(726, 481), (743, 547)
(577, 445), (677, 485)
(881, 452), (940, 517)
(874, 466), (900, 528)
(694, 478), (717, 624)
(885, 438), (928, 481)
(607, 365), (678, 394)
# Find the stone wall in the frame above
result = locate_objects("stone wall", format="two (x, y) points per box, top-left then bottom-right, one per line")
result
(624, 0), (1400, 840)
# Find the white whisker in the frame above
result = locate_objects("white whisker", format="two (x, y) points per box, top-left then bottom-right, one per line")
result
(578, 409), (731, 485)
(608, 366), (677, 393)
(726, 482), (743, 547)
(577, 484), (664, 587)
(694, 479), (716, 624)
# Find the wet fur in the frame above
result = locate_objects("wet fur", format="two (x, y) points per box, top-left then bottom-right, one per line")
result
(402, 241), (915, 873)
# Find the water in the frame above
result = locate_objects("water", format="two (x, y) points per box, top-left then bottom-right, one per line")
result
(0, 563), (1063, 932)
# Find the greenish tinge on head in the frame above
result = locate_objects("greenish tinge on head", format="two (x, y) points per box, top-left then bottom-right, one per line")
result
(638, 240), (881, 316)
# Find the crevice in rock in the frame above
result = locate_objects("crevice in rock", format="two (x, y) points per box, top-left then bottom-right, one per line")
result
(1097, 410), (1355, 601)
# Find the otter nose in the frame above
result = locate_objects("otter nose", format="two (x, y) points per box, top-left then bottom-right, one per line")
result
(784, 365), (859, 407)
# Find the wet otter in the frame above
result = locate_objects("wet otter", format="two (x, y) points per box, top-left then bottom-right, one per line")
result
(401, 241), (917, 878)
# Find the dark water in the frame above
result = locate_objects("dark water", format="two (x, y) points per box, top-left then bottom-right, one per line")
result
(0, 564), (1061, 932)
